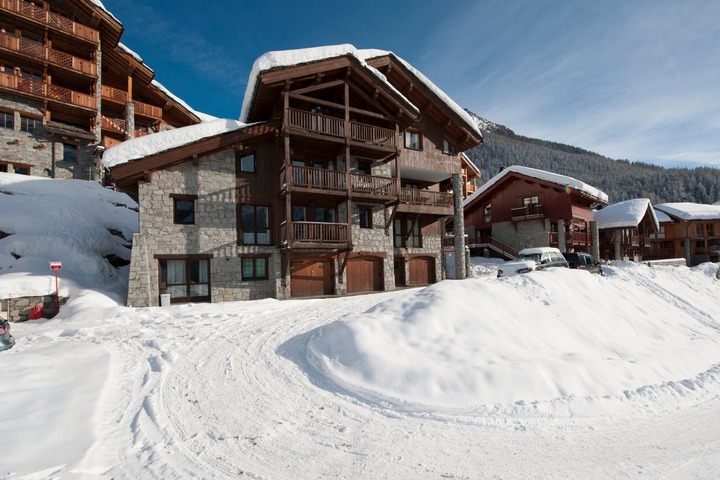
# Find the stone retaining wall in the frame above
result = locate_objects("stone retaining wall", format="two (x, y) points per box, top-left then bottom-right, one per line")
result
(1, 295), (68, 322)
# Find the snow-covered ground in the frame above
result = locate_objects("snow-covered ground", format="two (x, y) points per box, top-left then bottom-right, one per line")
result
(2, 175), (720, 479)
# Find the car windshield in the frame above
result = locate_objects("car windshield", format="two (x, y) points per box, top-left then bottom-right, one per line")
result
(516, 253), (542, 262)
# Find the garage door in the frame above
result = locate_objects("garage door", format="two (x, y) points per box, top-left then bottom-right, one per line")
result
(408, 256), (436, 285)
(347, 257), (384, 293)
(291, 261), (334, 297)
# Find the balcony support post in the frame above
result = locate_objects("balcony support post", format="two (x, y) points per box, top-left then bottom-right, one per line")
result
(590, 221), (600, 262)
(452, 172), (467, 280)
(558, 219), (566, 252)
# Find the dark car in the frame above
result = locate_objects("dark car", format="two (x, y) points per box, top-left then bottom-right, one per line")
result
(1, 319), (15, 351)
(562, 252), (603, 275)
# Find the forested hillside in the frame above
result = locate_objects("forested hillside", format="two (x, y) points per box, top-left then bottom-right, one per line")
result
(465, 112), (719, 204)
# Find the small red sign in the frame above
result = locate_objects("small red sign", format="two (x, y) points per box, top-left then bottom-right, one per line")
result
(50, 262), (62, 271)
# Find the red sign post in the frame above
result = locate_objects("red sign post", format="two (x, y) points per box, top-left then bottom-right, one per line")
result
(50, 262), (62, 312)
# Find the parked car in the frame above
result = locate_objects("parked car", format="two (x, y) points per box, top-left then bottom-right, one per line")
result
(497, 247), (569, 277)
(562, 252), (603, 275)
(0, 319), (15, 351)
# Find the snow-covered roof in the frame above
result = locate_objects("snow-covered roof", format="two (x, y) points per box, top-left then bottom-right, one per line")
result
(594, 198), (659, 231)
(239, 45), (481, 139)
(464, 165), (609, 207)
(102, 118), (247, 168)
(654, 202), (720, 221)
(654, 210), (673, 223)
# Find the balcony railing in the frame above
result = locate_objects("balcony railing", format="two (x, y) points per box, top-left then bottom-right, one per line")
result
(400, 188), (453, 207)
(291, 222), (349, 244)
(350, 173), (397, 196)
(290, 165), (346, 191)
(101, 85), (163, 119)
(549, 231), (590, 248)
(0, 32), (97, 76)
(511, 204), (543, 220)
(0, 71), (96, 109)
(0, 0), (99, 43)
(287, 107), (396, 148)
(101, 115), (125, 134)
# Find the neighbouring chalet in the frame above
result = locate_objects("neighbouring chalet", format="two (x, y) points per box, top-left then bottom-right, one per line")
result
(104, 45), (482, 306)
(0, 0), (202, 181)
(645, 202), (720, 266)
(462, 165), (608, 259)
(594, 198), (659, 261)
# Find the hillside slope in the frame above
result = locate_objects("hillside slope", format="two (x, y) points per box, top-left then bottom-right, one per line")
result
(466, 111), (719, 204)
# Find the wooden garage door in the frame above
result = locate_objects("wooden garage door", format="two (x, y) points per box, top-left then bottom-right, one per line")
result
(291, 261), (334, 297)
(347, 257), (383, 293)
(408, 256), (436, 285)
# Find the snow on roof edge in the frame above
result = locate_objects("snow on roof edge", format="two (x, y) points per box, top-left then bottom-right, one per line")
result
(464, 165), (608, 208)
(654, 202), (720, 221)
(594, 198), (659, 230)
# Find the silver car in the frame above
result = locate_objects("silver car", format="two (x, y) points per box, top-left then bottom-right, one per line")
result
(497, 247), (569, 277)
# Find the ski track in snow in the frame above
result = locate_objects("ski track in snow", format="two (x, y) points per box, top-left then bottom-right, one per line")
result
(48, 290), (720, 479)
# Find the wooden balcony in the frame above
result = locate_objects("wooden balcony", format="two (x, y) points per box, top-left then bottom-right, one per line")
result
(287, 165), (397, 200)
(0, 32), (97, 76)
(0, 71), (96, 109)
(101, 85), (163, 119)
(282, 221), (350, 249)
(100, 115), (125, 134)
(400, 188), (453, 207)
(0, 0), (99, 44)
(511, 204), (544, 220)
(287, 107), (396, 148)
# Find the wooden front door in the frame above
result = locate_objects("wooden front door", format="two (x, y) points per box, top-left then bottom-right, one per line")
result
(347, 257), (383, 293)
(408, 256), (435, 285)
(291, 261), (334, 297)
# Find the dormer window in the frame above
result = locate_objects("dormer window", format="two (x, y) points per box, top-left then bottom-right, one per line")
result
(404, 130), (422, 150)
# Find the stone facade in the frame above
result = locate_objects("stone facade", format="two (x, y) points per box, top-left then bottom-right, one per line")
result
(493, 219), (551, 252)
(2, 295), (68, 322)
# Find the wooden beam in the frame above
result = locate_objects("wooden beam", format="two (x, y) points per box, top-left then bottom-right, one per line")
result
(288, 93), (345, 111)
(291, 79), (345, 96)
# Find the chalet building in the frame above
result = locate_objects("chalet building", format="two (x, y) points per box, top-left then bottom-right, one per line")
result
(594, 198), (658, 261)
(0, 0), (201, 181)
(646, 203), (720, 266)
(462, 166), (608, 258)
(104, 45), (482, 306)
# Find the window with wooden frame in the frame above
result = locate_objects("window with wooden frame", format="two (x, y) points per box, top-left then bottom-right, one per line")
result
(523, 195), (539, 207)
(20, 115), (42, 135)
(240, 205), (270, 244)
(241, 256), (269, 280)
(442, 138), (457, 155)
(237, 152), (256, 173)
(483, 203), (492, 223)
(393, 217), (422, 248)
(359, 206), (373, 229)
(404, 130), (422, 150)
(171, 194), (197, 225)
(157, 255), (211, 303)
(0, 111), (13, 130)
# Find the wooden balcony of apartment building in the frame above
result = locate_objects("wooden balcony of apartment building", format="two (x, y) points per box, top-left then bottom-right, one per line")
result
(101, 85), (163, 119)
(286, 107), (397, 149)
(100, 115), (149, 139)
(0, 32), (97, 77)
(398, 187), (454, 215)
(281, 221), (350, 249)
(0, 71), (96, 109)
(511, 204), (544, 221)
(0, 0), (99, 44)
(284, 165), (398, 201)
(549, 231), (590, 249)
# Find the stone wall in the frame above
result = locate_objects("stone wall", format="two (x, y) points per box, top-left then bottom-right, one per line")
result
(2, 295), (68, 322)
(492, 219), (550, 252)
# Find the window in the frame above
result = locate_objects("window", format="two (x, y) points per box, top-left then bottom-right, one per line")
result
(14, 166), (29, 175)
(158, 256), (210, 303)
(523, 196), (539, 207)
(292, 205), (307, 222)
(393, 217), (421, 248)
(171, 194), (196, 225)
(404, 130), (422, 150)
(0, 164), (7, 173)
(0, 111), (12, 129)
(442, 139), (457, 155)
(483, 203), (492, 224)
(20, 116), (41, 135)
(356, 160), (371, 175)
(241, 205), (270, 244)
(359, 207), (373, 229)
(242, 257), (268, 280)
(63, 143), (77, 163)
(315, 207), (336, 223)
(238, 153), (255, 173)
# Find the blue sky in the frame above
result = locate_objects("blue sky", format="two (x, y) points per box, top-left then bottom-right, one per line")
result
(100, 0), (720, 169)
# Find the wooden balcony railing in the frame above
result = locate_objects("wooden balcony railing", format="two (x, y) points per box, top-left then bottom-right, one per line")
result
(0, 32), (97, 76)
(290, 165), (346, 191)
(291, 222), (349, 244)
(400, 188), (453, 207)
(0, 0), (99, 43)
(350, 173), (397, 196)
(101, 115), (125, 134)
(0, 71), (96, 109)
(511, 204), (543, 220)
(101, 85), (163, 119)
(549, 231), (590, 247)
(287, 107), (396, 148)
